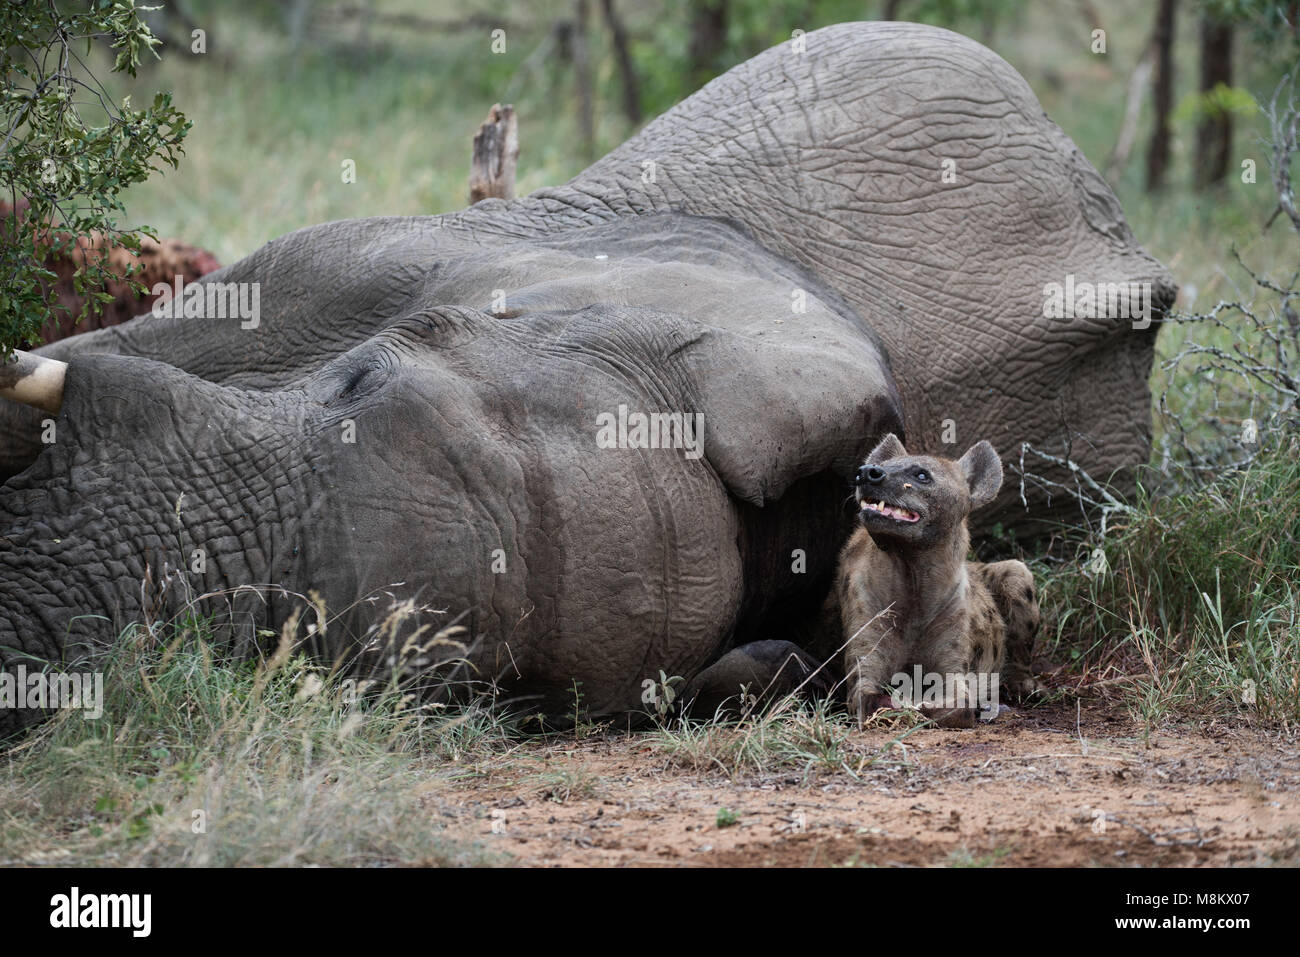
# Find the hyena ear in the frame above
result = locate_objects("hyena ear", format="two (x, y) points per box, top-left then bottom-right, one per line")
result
(866, 432), (907, 465)
(958, 440), (1003, 509)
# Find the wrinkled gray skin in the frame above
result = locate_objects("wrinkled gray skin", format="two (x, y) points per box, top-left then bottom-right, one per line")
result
(0, 23), (1173, 733)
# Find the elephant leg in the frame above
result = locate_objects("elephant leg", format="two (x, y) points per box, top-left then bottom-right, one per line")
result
(681, 640), (830, 719)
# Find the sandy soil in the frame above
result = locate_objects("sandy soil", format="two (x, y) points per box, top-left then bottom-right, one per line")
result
(434, 703), (1300, 867)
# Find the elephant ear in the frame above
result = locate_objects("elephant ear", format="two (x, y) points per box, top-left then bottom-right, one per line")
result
(434, 215), (907, 509)
(663, 317), (904, 507)
(528, 301), (905, 508)
(866, 433), (907, 465)
(957, 441), (1003, 509)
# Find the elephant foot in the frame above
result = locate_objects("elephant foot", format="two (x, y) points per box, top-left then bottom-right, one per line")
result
(680, 640), (830, 720)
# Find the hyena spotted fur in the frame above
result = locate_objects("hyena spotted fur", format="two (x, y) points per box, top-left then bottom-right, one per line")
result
(836, 433), (1041, 728)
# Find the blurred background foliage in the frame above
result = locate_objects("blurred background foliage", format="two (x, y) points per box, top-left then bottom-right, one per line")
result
(73, 0), (1294, 290)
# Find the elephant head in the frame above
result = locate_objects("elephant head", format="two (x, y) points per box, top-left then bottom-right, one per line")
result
(0, 22), (1172, 731)
(0, 214), (902, 731)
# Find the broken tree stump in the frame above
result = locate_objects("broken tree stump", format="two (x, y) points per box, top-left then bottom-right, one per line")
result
(469, 103), (519, 204)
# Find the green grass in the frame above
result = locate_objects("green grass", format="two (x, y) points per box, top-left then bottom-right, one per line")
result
(531, 765), (604, 803)
(645, 694), (930, 781)
(0, 616), (516, 866)
(97, 1), (639, 265)
(1034, 445), (1300, 730)
(948, 844), (1014, 868)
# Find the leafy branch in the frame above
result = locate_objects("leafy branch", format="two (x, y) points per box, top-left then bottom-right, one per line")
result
(0, 0), (190, 358)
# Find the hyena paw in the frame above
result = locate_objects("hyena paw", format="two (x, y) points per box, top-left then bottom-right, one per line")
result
(1004, 673), (1045, 702)
(921, 705), (977, 729)
(851, 691), (901, 723)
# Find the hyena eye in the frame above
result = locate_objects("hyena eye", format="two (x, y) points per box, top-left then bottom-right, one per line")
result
(915, 469), (931, 483)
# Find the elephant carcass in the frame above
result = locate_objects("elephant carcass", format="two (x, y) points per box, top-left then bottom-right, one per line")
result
(9, 21), (1174, 519)
(0, 215), (900, 730)
(0, 22), (1174, 728)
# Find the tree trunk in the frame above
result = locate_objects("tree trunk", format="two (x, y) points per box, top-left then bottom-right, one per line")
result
(287, 0), (313, 54)
(1195, 17), (1234, 189)
(1075, 0), (1103, 33)
(573, 0), (595, 162)
(601, 0), (642, 126)
(1106, 42), (1154, 183)
(688, 0), (728, 89)
(468, 104), (519, 205)
(1145, 0), (1177, 191)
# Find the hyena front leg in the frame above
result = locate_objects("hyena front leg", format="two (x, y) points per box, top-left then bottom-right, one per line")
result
(843, 614), (907, 725)
(972, 560), (1042, 701)
(916, 619), (995, 729)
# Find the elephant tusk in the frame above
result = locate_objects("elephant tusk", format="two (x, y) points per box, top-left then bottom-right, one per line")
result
(0, 350), (67, 415)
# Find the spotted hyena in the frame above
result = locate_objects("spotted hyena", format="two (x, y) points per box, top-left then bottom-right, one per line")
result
(836, 433), (1040, 728)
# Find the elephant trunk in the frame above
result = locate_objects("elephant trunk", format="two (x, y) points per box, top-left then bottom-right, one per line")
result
(0, 354), (319, 734)
(0, 520), (127, 736)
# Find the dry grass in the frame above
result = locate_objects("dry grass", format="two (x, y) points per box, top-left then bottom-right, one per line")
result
(0, 615), (516, 866)
(645, 694), (931, 781)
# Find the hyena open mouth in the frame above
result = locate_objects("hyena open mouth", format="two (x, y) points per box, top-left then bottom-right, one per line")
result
(859, 499), (921, 523)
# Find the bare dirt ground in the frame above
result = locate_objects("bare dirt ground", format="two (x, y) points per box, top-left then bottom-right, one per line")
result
(434, 703), (1300, 867)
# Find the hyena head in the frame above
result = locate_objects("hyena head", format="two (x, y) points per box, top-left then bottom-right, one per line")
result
(853, 433), (1003, 549)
